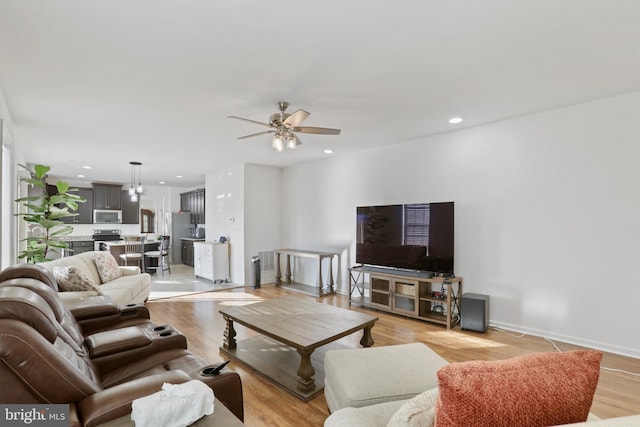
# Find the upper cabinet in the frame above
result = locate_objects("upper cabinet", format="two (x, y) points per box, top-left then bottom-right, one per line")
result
(180, 189), (205, 224)
(93, 184), (122, 210)
(61, 187), (94, 224)
(121, 190), (139, 224)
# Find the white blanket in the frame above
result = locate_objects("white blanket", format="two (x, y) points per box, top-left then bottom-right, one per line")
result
(131, 380), (214, 427)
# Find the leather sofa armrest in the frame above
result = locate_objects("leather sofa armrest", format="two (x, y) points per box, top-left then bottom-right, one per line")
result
(192, 369), (244, 421)
(77, 371), (192, 427)
(69, 301), (121, 320)
(85, 326), (152, 358)
(89, 326), (188, 372)
(74, 304), (152, 336)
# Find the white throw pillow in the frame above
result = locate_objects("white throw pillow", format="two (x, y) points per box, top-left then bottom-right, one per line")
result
(387, 387), (438, 427)
(53, 265), (103, 294)
(93, 251), (123, 283)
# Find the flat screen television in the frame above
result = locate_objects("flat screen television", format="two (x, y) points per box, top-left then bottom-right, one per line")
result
(356, 202), (454, 275)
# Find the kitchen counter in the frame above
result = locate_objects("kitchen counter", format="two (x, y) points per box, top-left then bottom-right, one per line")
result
(102, 240), (160, 247)
(181, 238), (205, 241)
(60, 236), (94, 242)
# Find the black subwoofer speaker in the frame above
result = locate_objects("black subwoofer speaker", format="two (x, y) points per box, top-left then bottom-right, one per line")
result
(461, 293), (489, 332)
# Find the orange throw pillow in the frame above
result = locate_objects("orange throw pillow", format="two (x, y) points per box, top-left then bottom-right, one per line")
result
(435, 350), (602, 427)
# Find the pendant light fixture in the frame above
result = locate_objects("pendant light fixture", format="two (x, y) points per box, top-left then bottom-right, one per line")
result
(129, 161), (143, 202)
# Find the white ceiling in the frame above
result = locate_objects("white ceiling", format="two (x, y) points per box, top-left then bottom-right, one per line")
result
(1, 1), (640, 188)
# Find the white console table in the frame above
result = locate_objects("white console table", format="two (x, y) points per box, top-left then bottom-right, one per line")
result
(274, 249), (337, 296)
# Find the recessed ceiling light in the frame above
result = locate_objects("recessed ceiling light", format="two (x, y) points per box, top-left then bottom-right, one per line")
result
(176, 175), (183, 178)
(82, 165), (92, 169)
(77, 174), (85, 178)
(324, 149), (334, 154)
(159, 181), (165, 185)
(448, 117), (463, 124)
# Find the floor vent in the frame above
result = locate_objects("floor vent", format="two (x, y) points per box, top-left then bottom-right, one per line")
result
(258, 250), (275, 272)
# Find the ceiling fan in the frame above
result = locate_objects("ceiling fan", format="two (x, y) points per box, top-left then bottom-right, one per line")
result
(228, 101), (341, 151)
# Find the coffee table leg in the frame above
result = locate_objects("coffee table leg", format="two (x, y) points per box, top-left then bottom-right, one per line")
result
(223, 316), (237, 350)
(360, 324), (375, 347)
(296, 349), (316, 393)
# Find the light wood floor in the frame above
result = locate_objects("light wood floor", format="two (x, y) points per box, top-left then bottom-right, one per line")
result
(146, 285), (640, 427)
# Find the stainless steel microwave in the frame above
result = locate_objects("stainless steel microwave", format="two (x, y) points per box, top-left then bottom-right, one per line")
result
(93, 209), (122, 224)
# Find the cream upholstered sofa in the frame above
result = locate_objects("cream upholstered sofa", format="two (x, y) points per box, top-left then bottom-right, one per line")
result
(39, 251), (151, 305)
(324, 343), (640, 427)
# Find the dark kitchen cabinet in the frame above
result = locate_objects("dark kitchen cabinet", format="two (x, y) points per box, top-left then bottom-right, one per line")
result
(66, 240), (94, 255)
(121, 190), (139, 224)
(182, 240), (194, 266)
(93, 184), (122, 210)
(180, 189), (205, 224)
(61, 188), (93, 224)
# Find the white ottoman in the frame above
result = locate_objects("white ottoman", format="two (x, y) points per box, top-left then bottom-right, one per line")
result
(324, 343), (448, 413)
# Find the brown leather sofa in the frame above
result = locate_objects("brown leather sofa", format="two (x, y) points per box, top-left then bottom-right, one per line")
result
(0, 264), (155, 336)
(0, 265), (244, 426)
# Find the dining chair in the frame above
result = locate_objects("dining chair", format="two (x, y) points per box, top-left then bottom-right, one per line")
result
(119, 236), (144, 272)
(144, 235), (171, 276)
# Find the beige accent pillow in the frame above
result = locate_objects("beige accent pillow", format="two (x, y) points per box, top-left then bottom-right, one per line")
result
(53, 265), (103, 294)
(387, 387), (438, 427)
(93, 251), (123, 283)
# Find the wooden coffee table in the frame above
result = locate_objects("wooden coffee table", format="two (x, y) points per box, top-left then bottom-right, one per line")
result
(219, 296), (378, 401)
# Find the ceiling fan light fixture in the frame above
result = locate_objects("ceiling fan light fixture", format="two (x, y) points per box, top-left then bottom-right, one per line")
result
(272, 134), (284, 152)
(286, 134), (297, 150)
(230, 101), (341, 151)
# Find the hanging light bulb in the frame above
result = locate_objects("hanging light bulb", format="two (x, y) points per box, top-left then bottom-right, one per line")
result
(128, 162), (136, 195)
(136, 162), (143, 194)
(129, 161), (143, 201)
(286, 134), (297, 150)
(272, 134), (284, 152)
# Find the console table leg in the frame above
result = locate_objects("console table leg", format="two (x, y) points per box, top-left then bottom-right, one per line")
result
(360, 324), (375, 347)
(296, 349), (316, 393)
(275, 252), (281, 285)
(316, 257), (323, 289)
(285, 254), (292, 282)
(223, 316), (237, 350)
(328, 255), (335, 293)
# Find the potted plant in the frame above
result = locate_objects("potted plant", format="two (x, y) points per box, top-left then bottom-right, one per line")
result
(15, 164), (86, 263)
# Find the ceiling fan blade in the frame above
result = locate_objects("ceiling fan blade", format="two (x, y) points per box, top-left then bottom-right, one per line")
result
(283, 109), (310, 127)
(237, 130), (275, 140)
(228, 116), (273, 128)
(293, 126), (341, 135)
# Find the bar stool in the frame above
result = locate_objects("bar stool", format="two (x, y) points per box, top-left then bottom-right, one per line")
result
(144, 235), (171, 276)
(119, 236), (144, 272)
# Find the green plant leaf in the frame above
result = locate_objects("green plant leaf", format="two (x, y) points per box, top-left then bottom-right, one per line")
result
(56, 181), (70, 194)
(50, 226), (74, 237)
(15, 195), (44, 203)
(39, 218), (61, 229)
(33, 164), (50, 179)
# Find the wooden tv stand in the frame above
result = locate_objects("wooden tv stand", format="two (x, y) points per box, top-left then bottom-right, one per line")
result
(349, 267), (462, 329)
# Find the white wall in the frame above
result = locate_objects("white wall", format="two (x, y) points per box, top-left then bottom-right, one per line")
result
(244, 164), (282, 285)
(204, 163), (283, 286)
(282, 91), (640, 358)
(205, 163), (246, 283)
